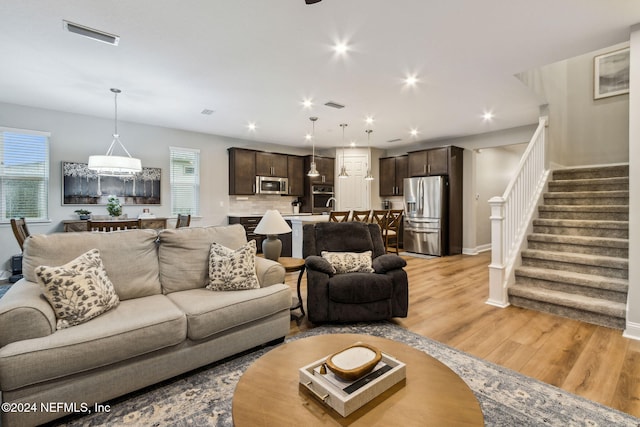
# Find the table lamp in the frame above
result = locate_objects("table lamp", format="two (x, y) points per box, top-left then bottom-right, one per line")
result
(254, 210), (292, 261)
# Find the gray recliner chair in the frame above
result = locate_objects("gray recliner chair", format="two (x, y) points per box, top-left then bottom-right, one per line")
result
(303, 222), (408, 323)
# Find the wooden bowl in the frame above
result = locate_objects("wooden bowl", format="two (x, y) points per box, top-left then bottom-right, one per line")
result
(325, 342), (382, 381)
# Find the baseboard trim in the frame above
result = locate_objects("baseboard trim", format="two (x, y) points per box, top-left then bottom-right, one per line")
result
(623, 321), (640, 341)
(486, 298), (511, 308)
(463, 244), (491, 255)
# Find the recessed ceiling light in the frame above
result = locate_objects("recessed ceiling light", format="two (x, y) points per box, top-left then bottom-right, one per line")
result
(63, 20), (119, 46)
(247, 122), (256, 131)
(302, 99), (313, 109)
(305, 133), (312, 141)
(410, 128), (419, 137)
(333, 41), (349, 55)
(482, 111), (494, 122)
(365, 116), (374, 125)
(405, 74), (418, 87)
(350, 141), (356, 147)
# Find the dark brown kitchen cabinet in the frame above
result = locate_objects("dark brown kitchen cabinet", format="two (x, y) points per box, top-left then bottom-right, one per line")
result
(379, 155), (408, 196)
(408, 147), (450, 176)
(228, 147), (257, 195)
(305, 156), (334, 184)
(256, 152), (288, 177)
(287, 155), (305, 196)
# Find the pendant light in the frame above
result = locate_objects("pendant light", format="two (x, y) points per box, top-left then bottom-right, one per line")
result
(338, 123), (349, 179)
(88, 88), (142, 176)
(307, 116), (320, 177)
(364, 129), (374, 180)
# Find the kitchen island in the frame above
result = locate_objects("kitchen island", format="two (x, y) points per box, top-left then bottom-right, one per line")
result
(284, 214), (330, 258)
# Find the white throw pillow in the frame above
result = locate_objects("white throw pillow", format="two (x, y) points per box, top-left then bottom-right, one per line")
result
(207, 240), (260, 291)
(35, 249), (120, 330)
(321, 250), (375, 274)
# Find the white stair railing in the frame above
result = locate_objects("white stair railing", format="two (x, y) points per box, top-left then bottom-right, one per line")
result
(487, 116), (549, 307)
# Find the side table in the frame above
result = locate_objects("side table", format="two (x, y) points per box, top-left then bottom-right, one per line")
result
(275, 256), (306, 321)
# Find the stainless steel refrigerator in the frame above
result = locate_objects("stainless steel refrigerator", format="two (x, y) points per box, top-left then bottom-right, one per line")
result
(403, 176), (446, 256)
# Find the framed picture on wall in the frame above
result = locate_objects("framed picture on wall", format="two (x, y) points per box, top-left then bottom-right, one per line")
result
(594, 47), (630, 100)
(62, 161), (161, 205)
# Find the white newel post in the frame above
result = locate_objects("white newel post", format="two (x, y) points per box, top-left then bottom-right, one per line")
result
(487, 196), (510, 307)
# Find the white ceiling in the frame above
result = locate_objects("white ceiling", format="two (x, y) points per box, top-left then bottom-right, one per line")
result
(0, 1), (638, 149)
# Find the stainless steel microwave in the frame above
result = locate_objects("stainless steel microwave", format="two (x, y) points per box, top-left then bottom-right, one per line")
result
(256, 176), (289, 195)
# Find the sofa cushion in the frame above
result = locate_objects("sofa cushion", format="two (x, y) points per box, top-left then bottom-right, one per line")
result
(35, 249), (120, 330)
(158, 225), (249, 294)
(328, 273), (393, 304)
(23, 229), (161, 301)
(321, 250), (375, 274)
(311, 222), (375, 254)
(0, 294), (186, 391)
(166, 285), (291, 341)
(207, 240), (260, 291)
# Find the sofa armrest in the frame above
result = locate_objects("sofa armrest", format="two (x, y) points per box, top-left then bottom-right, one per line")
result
(373, 254), (407, 274)
(255, 256), (286, 287)
(0, 280), (56, 347)
(305, 255), (335, 276)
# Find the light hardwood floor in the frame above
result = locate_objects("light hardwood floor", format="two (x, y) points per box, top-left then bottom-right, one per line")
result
(286, 251), (640, 418)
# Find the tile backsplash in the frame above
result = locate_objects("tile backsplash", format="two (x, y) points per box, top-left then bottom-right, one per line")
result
(228, 195), (301, 216)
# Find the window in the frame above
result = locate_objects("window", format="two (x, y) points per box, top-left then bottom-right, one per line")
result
(0, 127), (50, 222)
(170, 147), (200, 216)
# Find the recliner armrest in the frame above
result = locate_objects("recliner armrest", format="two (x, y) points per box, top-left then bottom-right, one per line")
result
(373, 254), (407, 273)
(305, 255), (335, 276)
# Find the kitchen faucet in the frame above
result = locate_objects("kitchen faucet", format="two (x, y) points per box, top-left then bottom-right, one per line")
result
(326, 197), (337, 209)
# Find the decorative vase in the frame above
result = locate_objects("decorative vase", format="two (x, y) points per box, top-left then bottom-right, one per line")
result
(106, 196), (122, 218)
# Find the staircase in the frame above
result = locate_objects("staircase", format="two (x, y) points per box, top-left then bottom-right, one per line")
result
(508, 165), (629, 329)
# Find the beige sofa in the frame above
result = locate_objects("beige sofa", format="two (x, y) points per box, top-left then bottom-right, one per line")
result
(0, 224), (291, 426)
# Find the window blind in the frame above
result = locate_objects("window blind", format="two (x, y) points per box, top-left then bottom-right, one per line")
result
(170, 146), (200, 215)
(0, 127), (50, 222)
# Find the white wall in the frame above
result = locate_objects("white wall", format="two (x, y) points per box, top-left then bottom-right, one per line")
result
(0, 102), (310, 273)
(624, 24), (640, 338)
(518, 42), (630, 166)
(474, 144), (528, 248)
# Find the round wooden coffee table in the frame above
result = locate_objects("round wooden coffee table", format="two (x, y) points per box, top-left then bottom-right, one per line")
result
(233, 333), (484, 426)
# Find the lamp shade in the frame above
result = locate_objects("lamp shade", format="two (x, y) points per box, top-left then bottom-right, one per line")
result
(88, 154), (142, 176)
(254, 210), (292, 235)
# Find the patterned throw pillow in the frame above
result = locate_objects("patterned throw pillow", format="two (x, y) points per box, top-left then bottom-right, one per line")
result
(35, 249), (120, 330)
(321, 250), (375, 274)
(207, 240), (260, 291)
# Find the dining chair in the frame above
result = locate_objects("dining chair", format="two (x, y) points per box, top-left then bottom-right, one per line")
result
(371, 210), (389, 230)
(87, 219), (141, 232)
(10, 217), (30, 251)
(329, 211), (350, 222)
(385, 209), (404, 254)
(351, 210), (371, 222)
(176, 214), (191, 228)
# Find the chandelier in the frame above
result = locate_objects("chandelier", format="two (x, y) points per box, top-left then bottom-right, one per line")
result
(88, 88), (142, 176)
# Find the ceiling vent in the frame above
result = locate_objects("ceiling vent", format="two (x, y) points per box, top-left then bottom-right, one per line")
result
(324, 101), (345, 109)
(387, 138), (402, 143)
(63, 20), (120, 46)
(200, 109), (215, 115)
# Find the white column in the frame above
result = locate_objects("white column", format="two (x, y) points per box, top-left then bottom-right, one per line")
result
(487, 196), (510, 307)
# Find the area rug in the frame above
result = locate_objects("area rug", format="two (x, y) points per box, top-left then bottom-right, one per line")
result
(54, 322), (639, 427)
